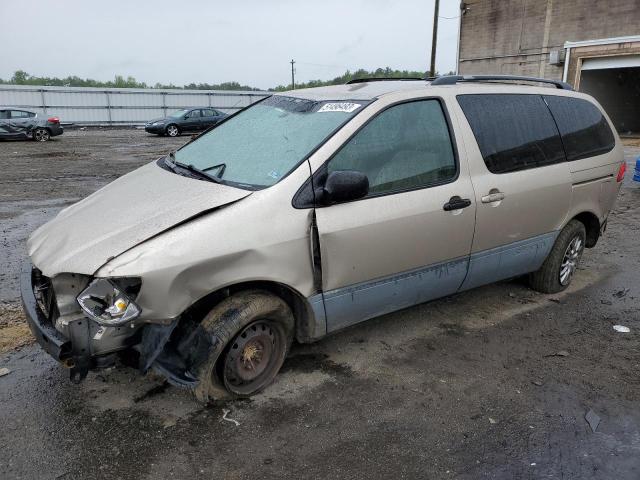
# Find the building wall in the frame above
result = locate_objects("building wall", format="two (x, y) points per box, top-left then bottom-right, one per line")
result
(458, 0), (640, 80)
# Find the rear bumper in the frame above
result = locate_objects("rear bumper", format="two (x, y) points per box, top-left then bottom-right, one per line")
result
(48, 124), (64, 137)
(20, 262), (72, 362)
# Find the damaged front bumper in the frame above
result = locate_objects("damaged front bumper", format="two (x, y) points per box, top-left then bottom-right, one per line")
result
(20, 262), (141, 382)
(20, 262), (195, 386)
(21, 263), (73, 364)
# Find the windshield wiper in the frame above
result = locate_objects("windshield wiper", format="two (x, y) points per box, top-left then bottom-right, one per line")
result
(174, 161), (223, 184)
(202, 163), (226, 177)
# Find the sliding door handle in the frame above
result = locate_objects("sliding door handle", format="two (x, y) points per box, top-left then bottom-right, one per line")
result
(481, 191), (505, 203)
(443, 196), (472, 211)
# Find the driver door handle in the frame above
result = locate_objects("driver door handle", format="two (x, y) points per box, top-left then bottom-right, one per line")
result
(443, 196), (472, 211)
(481, 191), (505, 203)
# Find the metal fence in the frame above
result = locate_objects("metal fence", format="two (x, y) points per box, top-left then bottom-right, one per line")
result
(0, 84), (270, 125)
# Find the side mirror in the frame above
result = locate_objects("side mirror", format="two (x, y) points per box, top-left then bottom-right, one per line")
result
(320, 170), (369, 205)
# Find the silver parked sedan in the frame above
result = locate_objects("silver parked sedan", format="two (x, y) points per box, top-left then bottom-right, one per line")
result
(0, 108), (63, 141)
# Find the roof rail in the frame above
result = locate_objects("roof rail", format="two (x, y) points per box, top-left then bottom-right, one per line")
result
(430, 75), (573, 90)
(346, 77), (425, 85)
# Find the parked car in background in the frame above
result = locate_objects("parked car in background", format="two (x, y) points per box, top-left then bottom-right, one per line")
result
(145, 107), (228, 137)
(22, 75), (624, 402)
(0, 108), (63, 141)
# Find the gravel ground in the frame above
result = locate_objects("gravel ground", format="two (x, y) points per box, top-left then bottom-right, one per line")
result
(1, 130), (639, 479)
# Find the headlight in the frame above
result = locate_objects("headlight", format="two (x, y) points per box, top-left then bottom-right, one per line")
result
(152, 121), (163, 126)
(77, 278), (141, 326)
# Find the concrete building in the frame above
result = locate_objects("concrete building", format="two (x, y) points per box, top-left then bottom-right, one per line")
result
(457, 0), (640, 134)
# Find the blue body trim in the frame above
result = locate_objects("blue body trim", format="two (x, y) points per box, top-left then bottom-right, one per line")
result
(308, 294), (328, 339)
(459, 231), (558, 291)
(307, 231), (559, 336)
(322, 257), (468, 333)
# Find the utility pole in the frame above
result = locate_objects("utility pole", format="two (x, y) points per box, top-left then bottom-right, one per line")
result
(430, 0), (440, 77)
(290, 59), (296, 89)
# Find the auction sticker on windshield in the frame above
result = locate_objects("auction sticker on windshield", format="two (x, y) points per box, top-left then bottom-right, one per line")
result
(318, 102), (362, 113)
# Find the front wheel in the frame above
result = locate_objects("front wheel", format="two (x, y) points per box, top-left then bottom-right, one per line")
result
(33, 128), (50, 142)
(192, 290), (294, 403)
(166, 124), (179, 137)
(529, 220), (586, 294)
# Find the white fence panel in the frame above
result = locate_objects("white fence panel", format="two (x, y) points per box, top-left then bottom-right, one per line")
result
(0, 85), (269, 125)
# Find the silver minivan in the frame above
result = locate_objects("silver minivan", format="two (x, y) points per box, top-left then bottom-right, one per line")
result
(22, 75), (625, 401)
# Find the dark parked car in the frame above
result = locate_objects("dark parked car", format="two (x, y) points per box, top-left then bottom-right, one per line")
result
(145, 108), (227, 137)
(0, 108), (63, 141)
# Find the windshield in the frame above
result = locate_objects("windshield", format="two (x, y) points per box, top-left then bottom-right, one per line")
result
(172, 96), (368, 188)
(169, 109), (189, 118)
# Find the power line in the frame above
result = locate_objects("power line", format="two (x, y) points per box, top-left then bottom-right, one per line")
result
(296, 61), (352, 70)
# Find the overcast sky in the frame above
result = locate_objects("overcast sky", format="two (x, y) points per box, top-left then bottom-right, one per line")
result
(0, 0), (460, 90)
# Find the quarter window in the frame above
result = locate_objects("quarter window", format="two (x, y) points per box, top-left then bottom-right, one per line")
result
(457, 94), (565, 174)
(327, 99), (457, 195)
(543, 95), (615, 161)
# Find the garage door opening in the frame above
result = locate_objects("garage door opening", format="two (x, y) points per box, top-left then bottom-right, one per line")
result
(579, 57), (640, 135)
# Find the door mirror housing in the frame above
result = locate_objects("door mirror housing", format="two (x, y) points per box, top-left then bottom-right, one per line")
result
(319, 170), (369, 205)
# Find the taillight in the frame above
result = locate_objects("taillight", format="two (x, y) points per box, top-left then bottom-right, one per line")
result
(617, 162), (626, 182)
(47, 116), (60, 124)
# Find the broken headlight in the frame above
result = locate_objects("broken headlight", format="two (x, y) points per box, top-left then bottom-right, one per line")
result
(77, 278), (141, 326)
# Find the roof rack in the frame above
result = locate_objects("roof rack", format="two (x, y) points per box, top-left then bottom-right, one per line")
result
(430, 75), (573, 90)
(346, 77), (425, 85)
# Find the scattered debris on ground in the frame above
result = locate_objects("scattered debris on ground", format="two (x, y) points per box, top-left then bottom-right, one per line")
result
(222, 409), (240, 427)
(613, 325), (631, 333)
(585, 409), (601, 433)
(544, 350), (570, 358)
(613, 288), (630, 298)
(0, 302), (32, 354)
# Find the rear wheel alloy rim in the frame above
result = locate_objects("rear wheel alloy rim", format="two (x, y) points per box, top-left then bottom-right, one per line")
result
(35, 129), (49, 141)
(559, 235), (583, 286)
(222, 320), (284, 395)
(167, 126), (178, 136)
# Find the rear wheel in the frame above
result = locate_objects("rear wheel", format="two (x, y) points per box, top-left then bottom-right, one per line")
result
(33, 128), (50, 142)
(166, 124), (179, 137)
(192, 290), (294, 403)
(529, 220), (586, 293)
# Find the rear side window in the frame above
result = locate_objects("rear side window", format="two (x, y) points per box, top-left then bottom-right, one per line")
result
(327, 99), (457, 195)
(10, 110), (32, 119)
(457, 94), (565, 174)
(544, 96), (615, 161)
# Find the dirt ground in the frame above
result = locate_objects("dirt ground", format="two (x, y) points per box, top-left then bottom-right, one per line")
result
(1, 130), (640, 479)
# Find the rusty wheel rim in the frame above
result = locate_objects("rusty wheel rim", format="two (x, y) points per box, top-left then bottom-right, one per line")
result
(222, 320), (285, 396)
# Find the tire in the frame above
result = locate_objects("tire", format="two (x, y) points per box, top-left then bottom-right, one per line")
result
(33, 128), (50, 142)
(166, 124), (179, 137)
(529, 220), (586, 294)
(192, 290), (294, 403)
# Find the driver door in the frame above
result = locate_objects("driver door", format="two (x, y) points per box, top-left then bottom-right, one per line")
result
(182, 109), (202, 131)
(314, 97), (476, 332)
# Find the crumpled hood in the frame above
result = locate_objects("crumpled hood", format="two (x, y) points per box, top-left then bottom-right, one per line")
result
(28, 161), (251, 276)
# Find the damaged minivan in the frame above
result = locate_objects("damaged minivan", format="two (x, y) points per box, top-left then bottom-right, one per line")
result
(22, 75), (625, 402)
